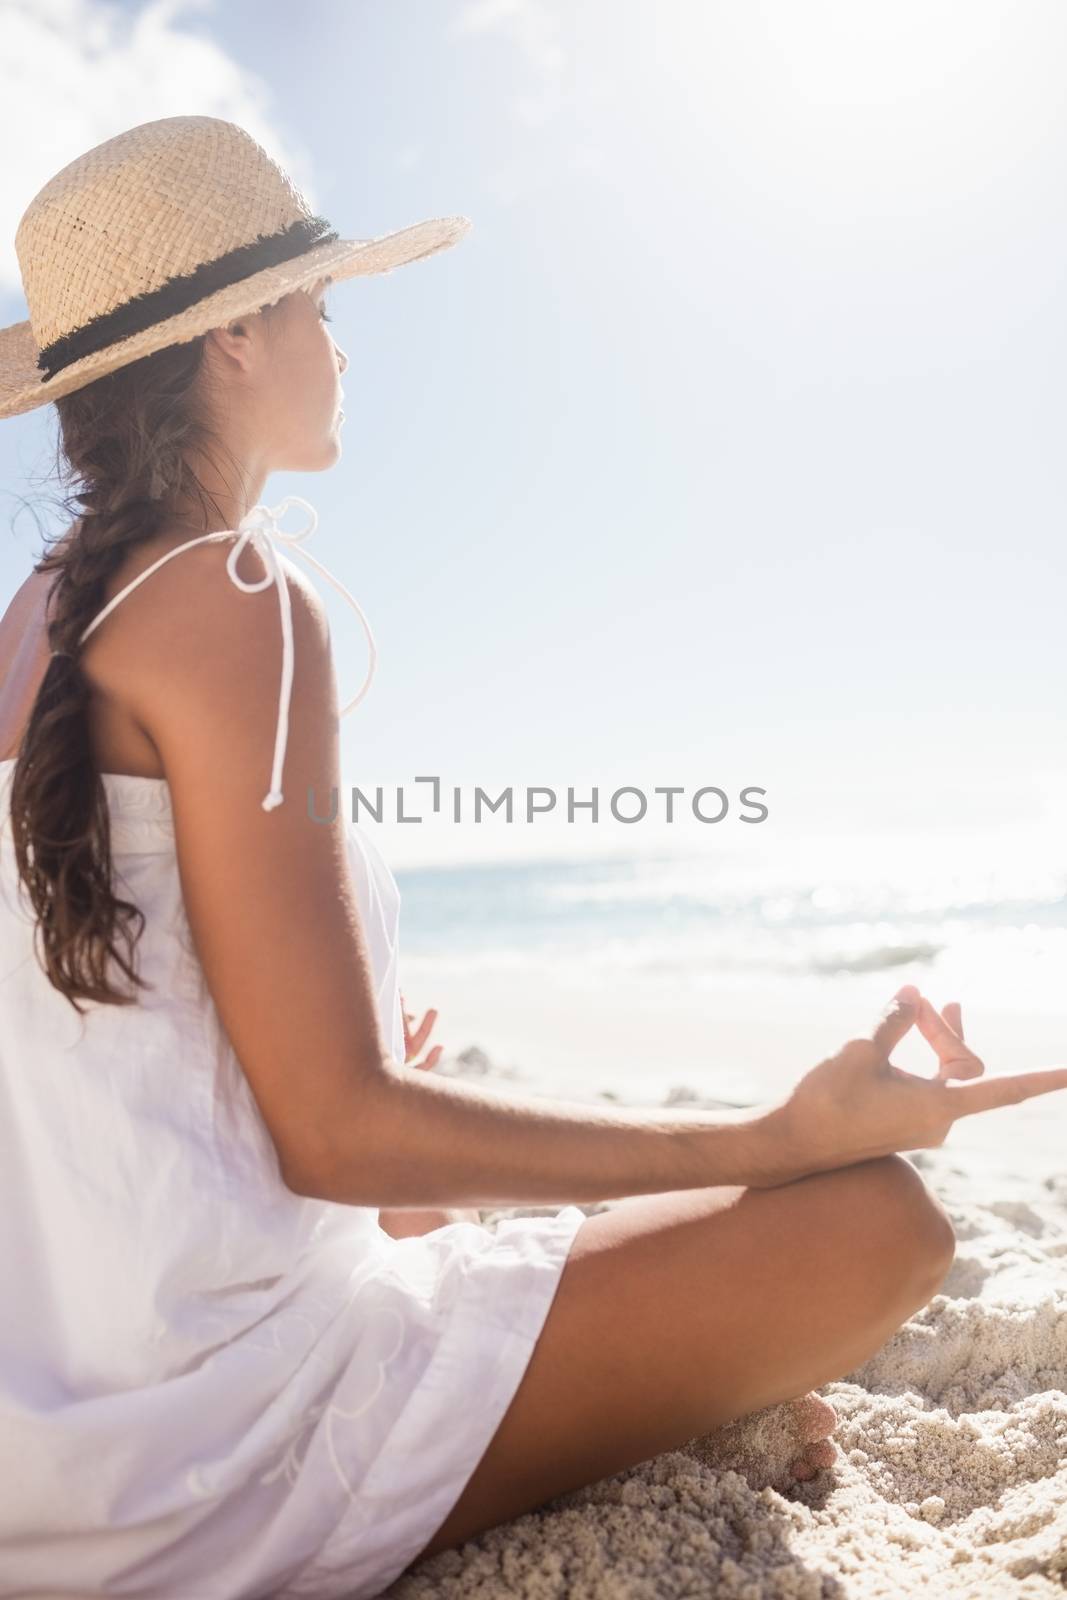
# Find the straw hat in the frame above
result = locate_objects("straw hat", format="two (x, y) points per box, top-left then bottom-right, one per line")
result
(0, 115), (471, 421)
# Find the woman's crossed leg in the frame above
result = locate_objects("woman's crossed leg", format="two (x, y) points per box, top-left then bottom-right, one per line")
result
(399, 1151), (955, 1574)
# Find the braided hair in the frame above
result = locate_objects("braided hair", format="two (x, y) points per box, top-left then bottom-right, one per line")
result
(8, 300), (280, 1015)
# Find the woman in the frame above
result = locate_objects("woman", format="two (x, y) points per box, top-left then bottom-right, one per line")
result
(2, 115), (1065, 1600)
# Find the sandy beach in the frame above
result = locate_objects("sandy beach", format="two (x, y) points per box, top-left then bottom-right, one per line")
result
(382, 1046), (1067, 1599)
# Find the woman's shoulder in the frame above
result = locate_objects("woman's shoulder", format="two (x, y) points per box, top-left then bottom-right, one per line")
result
(78, 520), (332, 777)
(90, 521), (329, 662)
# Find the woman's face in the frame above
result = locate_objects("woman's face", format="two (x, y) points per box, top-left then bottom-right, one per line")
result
(263, 275), (349, 471)
(208, 273), (349, 475)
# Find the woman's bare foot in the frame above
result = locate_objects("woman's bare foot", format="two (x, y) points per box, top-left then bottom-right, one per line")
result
(682, 1391), (839, 1492)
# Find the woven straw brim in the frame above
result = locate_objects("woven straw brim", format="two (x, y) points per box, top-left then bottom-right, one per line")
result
(0, 215), (470, 421)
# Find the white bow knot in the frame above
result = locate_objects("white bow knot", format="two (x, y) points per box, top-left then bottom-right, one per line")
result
(232, 496), (377, 812)
(69, 495), (375, 813)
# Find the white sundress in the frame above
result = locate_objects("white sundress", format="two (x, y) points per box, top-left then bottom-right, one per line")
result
(0, 498), (587, 1600)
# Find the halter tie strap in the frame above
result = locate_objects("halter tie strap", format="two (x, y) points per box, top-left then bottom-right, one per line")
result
(60, 495), (377, 812)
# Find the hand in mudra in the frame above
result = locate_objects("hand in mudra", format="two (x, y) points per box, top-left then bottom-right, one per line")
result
(389, 992), (481, 1232)
(752, 984), (1067, 1189)
(400, 992), (443, 1072)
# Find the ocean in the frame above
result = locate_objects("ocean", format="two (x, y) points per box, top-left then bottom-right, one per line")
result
(395, 839), (1067, 1011)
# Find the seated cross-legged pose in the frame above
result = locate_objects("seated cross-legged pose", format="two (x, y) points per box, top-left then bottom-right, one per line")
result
(3, 115), (1066, 1600)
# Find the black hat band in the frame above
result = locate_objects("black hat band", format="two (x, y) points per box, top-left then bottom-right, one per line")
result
(37, 213), (339, 382)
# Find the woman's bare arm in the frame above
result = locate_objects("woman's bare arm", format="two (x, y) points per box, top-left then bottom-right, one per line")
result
(119, 536), (777, 1207)
(312, 1066), (773, 1208)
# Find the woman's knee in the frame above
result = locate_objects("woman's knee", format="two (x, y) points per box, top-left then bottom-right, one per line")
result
(831, 1152), (956, 1287)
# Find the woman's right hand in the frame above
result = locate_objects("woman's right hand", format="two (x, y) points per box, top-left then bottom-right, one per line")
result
(750, 984), (1067, 1188)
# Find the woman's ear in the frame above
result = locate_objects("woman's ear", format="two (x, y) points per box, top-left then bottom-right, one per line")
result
(205, 318), (256, 374)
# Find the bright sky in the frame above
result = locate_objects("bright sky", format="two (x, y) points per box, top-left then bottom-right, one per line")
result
(1, 0), (1065, 868)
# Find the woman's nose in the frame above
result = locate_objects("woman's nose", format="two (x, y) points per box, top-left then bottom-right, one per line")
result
(336, 346), (349, 375)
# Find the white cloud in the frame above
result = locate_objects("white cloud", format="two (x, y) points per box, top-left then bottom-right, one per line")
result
(449, 0), (612, 181)
(0, 0), (320, 300)
(450, 0), (565, 126)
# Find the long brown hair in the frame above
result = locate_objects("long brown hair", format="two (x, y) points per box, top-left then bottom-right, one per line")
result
(8, 301), (280, 1016)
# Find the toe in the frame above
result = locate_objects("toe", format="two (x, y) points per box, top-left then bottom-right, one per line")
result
(794, 1392), (838, 1443)
(788, 1436), (838, 1483)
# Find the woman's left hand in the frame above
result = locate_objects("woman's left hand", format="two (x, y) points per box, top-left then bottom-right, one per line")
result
(401, 992), (444, 1071)
(380, 990), (480, 1235)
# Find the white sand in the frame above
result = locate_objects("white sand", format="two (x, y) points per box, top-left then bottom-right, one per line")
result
(382, 1059), (1067, 1599)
